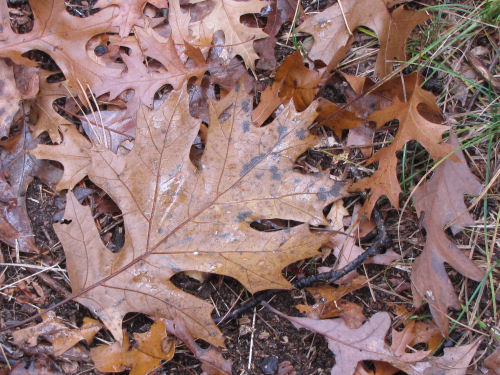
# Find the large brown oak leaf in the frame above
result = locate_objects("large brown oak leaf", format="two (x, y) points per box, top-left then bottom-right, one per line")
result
(31, 82), (346, 346)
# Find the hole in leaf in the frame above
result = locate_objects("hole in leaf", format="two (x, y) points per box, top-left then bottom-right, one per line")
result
(7, 0), (34, 34)
(22, 50), (61, 71)
(250, 218), (303, 232)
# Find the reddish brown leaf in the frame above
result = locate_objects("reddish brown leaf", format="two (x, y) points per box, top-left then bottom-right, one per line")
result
(412, 133), (484, 336)
(351, 73), (454, 215)
(297, 0), (429, 76)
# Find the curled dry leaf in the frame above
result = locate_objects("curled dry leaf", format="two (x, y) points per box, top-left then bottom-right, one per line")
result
(12, 311), (102, 357)
(267, 304), (481, 375)
(412, 133), (484, 336)
(351, 73), (454, 215)
(31, 81), (346, 347)
(91, 320), (175, 375)
(297, 0), (429, 76)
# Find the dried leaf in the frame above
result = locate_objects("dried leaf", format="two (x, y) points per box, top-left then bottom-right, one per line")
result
(253, 51), (322, 125)
(13, 311), (102, 357)
(164, 317), (232, 375)
(484, 349), (500, 375)
(412, 133), (484, 336)
(91, 320), (175, 375)
(189, 0), (268, 70)
(95, 0), (169, 38)
(351, 73), (454, 215)
(31, 82), (346, 347)
(0, 0), (122, 91)
(297, 1), (429, 76)
(268, 305), (480, 375)
(0, 58), (22, 138)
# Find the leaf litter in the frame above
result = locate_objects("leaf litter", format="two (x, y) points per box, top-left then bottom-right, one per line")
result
(0, 0), (495, 374)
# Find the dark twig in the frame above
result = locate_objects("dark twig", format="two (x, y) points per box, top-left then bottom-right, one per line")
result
(215, 208), (391, 324)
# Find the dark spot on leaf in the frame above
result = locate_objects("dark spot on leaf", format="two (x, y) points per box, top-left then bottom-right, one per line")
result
(240, 153), (265, 176)
(237, 211), (253, 222)
(270, 165), (281, 180)
(277, 125), (287, 138)
(316, 184), (342, 202)
(295, 129), (306, 140)
(242, 100), (251, 113)
(256, 173), (264, 180)
(0, 108), (5, 117)
(161, 129), (167, 134)
(242, 120), (250, 133)
(0, 81), (4, 95)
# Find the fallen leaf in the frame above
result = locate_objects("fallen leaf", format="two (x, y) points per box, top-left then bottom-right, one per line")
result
(267, 304), (481, 375)
(412, 133), (484, 336)
(13, 311), (102, 356)
(31, 81), (346, 347)
(253, 51), (322, 125)
(189, 0), (268, 70)
(484, 349), (500, 375)
(95, 0), (169, 38)
(0, 58), (22, 138)
(297, 1), (429, 76)
(91, 320), (175, 375)
(0, 0), (122, 92)
(164, 317), (232, 375)
(351, 73), (454, 215)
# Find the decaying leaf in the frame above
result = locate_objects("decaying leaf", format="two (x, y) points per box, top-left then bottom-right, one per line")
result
(164, 317), (232, 374)
(412, 134), (484, 336)
(253, 51), (322, 125)
(267, 304), (481, 375)
(0, 58), (22, 138)
(13, 311), (102, 357)
(95, 0), (169, 38)
(189, 0), (268, 70)
(351, 73), (454, 215)
(91, 320), (175, 375)
(31, 81), (346, 347)
(296, 278), (368, 328)
(0, 0), (122, 91)
(297, 0), (429, 76)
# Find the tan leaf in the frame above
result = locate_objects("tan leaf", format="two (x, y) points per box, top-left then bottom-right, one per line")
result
(297, 0), (429, 76)
(91, 320), (175, 375)
(484, 349), (500, 375)
(0, 0), (122, 91)
(351, 73), (454, 215)
(189, 0), (269, 70)
(412, 133), (484, 336)
(0, 58), (22, 138)
(31, 82), (346, 347)
(12, 311), (102, 357)
(95, 0), (169, 38)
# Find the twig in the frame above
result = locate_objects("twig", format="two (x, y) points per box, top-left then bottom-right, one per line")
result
(215, 208), (391, 324)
